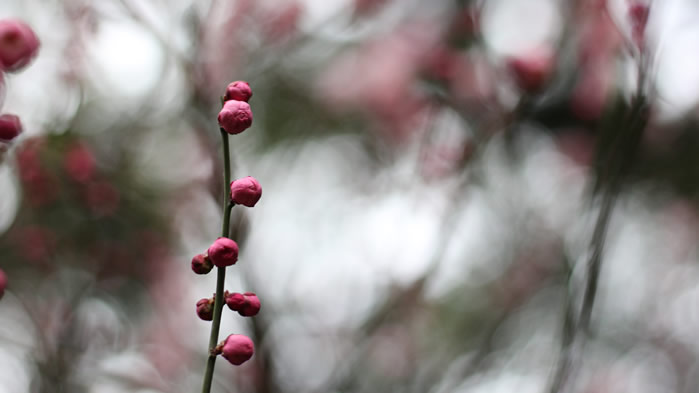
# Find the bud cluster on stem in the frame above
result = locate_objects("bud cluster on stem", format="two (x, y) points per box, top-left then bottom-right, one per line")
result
(197, 81), (262, 393)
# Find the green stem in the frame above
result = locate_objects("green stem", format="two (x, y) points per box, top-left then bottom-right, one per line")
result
(201, 129), (234, 393)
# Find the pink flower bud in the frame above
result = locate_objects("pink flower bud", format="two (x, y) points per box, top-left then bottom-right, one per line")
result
(0, 20), (40, 72)
(207, 237), (239, 267)
(218, 100), (253, 135)
(0, 114), (22, 142)
(196, 298), (214, 321)
(506, 48), (554, 93)
(229, 176), (262, 207)
(191, 253), (214, 274)
(226, 292), (246, 311)
(0, 269), (6, 300)
(238, 292), (261, 317)
(225, 81), (252, 102)
(221, 334), (254, 365)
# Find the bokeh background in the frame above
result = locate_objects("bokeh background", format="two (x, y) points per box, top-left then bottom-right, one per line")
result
(1, 0), (699, 392)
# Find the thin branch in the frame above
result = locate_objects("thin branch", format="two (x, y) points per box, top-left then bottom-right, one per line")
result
(201, 129), (234, 393)
(547, 54), (650, 393)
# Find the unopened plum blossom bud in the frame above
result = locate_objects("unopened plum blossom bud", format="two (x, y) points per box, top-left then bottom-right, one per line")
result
(191, 253), (213, 274)
(226, 292), (246, 311)
(225, 81), (252, 102)
(230, 176), (262, 207)
(0, 114), (22, 141)
(0, 268), (6, 300)
(0, 20), (40, 72)
(506, 48), (554, 93)
(220, 334), (254, 365)
(207, 237), (239, 267)
(238, 292), (261, 317)
(218, 100), (253, 135)
(196, 297), (214, 321)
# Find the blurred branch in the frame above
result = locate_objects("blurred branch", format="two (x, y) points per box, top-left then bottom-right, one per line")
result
(324, 93), (535, 391)
(546, 259), (577, 393)
(548, 54), (651, 393)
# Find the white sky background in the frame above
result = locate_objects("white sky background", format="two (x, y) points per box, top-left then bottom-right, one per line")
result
(0, 0), (698, 392)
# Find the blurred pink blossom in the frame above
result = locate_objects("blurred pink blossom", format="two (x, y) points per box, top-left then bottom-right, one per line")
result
(261, 1), (303, 43)
(571, 59), (614, 121)
(0, 113), (22, 142)
(63, 143), (96, 183)
(0, 19), (40, 72)
(317, 21), (443, 142)
(570, 0), (623, 120)
(441, 52), (497, 113)
(628, 2), (650, 48)
(506, 47), (555, 93)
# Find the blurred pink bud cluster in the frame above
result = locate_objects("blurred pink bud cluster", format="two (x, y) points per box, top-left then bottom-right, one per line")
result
(0, 20), (39, 145)
(4, 133), (170, 285)
(15, 138), (117, 215)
